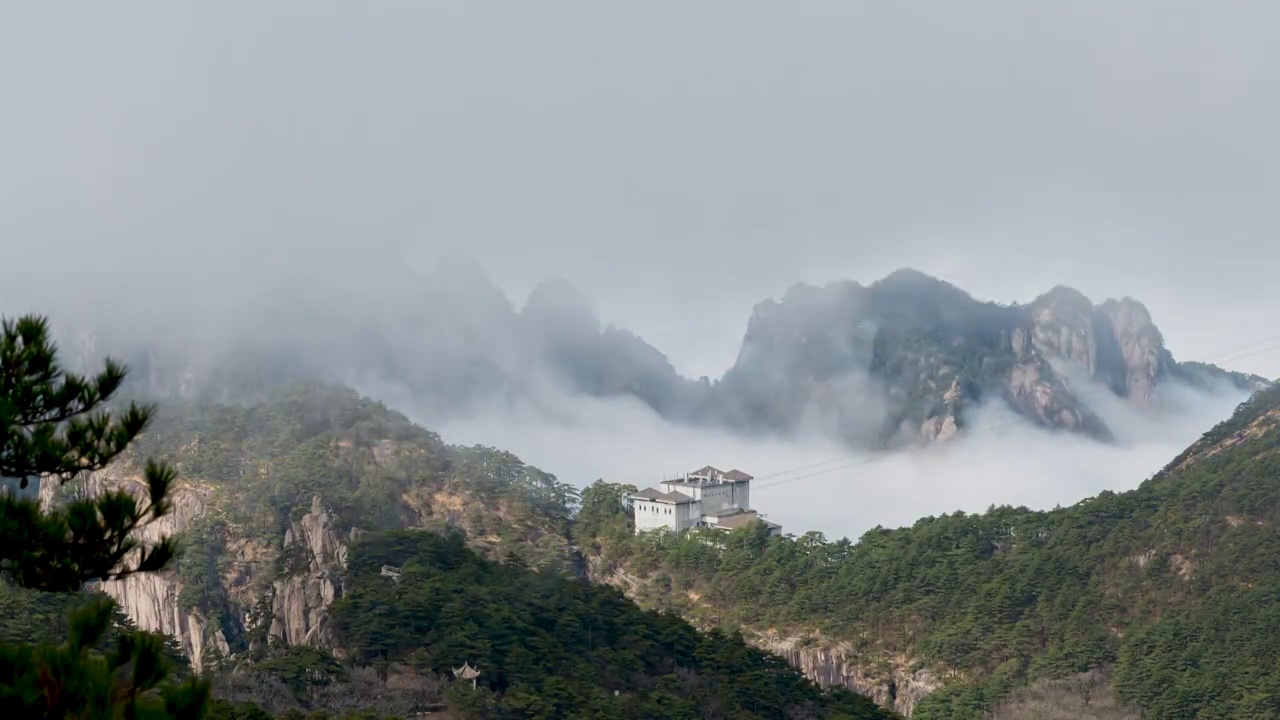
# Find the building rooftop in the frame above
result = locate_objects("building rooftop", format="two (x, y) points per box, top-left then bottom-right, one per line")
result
(670, 466), (754, 486)
(631, 487), (696, 504)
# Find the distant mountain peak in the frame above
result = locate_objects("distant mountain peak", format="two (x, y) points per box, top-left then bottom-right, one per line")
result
(1033, 284), (1095, 311)
(522, 276), (600, 333)
(877, 267), (940, 285)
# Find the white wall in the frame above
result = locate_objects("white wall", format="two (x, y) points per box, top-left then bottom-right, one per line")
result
(634, 497), (708, 534)
(633, 499), (679, 533)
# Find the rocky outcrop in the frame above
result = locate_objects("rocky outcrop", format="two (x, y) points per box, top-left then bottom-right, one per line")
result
(920, 378), (963, 442)
(39, 465), (354, 668)
(754, 635), (945, 717)
(710, 271), (1231, 448)
(268, 495), (351, 648)
(40, 465), (233, 672)
(105, 569), (231, 671)
(1029, 286), (1100, 376)
(1028, 289), (1176, 408)
(1096, 298), (1171, 406)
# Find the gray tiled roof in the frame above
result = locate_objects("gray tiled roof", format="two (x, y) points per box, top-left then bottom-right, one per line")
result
(631, 487), (695, 504)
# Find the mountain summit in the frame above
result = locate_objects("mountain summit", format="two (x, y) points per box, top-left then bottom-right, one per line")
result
(702, 270), (1267, 446)
(70, 261), (1270, 448)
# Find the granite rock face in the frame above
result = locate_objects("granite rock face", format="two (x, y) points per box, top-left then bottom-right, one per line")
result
(41, 466), (233, 672)
(40, 467), (351, 671)
(268, 496), (350, 648)
(757, 635), (945, 717)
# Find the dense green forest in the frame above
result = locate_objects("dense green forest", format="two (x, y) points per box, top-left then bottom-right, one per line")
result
(203, 528), (899, 719)
(584, 385), (1280, 719)
(16, 381), (899, 718)
(119, 380), (585, 611)
(322, 529), (895, 720)
(127, 382), (579, 557)
(11, 372), (1279, 718)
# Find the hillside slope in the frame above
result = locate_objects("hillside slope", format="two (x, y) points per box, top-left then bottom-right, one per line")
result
(29, 381), (895, 718)
(584, 384), (1280, 718)
(38, 383), (581, 672)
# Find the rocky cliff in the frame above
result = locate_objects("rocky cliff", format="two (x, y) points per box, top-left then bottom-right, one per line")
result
(267, 496), (352, 650)
(37, 384), (581, 672)
(40, 464), (354, 671)
(706, 271), (1266, 447)
(756, 635), (943, 717)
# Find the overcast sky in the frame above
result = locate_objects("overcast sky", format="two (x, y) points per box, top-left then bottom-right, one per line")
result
(2, 1), (1277, 379)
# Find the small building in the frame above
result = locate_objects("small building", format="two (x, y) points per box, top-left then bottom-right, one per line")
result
(629, 465), (781, 537)
(631, 487), (702, 534)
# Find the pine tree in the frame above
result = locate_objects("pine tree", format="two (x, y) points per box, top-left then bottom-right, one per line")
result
(0, 314), (209, 718)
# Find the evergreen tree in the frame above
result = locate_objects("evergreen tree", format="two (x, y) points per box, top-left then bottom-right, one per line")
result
(0, 314), (209, 718)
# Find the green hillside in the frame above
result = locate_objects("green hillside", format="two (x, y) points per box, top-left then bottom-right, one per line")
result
(16, 375), (1280, 718)
(585, 385), (1280, 718)
(15, 381), (898, 719)
(322, 529), (895, 719)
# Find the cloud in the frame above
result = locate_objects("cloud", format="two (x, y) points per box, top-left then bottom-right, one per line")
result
(1, 2), (1274, 543)
(1, 2), (1277, 380)
(430, 375), (1248, 541)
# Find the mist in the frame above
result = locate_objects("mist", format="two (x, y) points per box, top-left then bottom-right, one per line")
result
(430, 369), (1248, 541)
(2, 2), (1279, 378)
(1, 4), (1277, 541)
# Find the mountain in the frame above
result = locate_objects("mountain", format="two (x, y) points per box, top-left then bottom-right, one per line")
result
(582, 383), (1280, 718)
(17, 371), (1280, 717)
(55, 259), (1268, 450)
(23, 382), (893, 719)
(705, 272), (1269, 447)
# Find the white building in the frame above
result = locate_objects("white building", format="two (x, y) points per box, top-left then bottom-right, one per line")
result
(630, 465), (781, 537)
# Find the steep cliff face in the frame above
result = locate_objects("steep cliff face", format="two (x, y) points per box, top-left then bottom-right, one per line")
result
(1027, 288), (1176, 407)
(39, 467), (358, 671)
(268, 496), (352, 649)
(756, 635), (943, 717)
(702, 271), (1265, 448)
(39, 464), (233, 672)
(1006, 325), (1107, 436)
(1095, 298), (1173, 406)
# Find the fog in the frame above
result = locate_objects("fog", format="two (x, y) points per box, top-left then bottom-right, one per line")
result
(437, 375), (1248, 540)
(3, 2), (1279, 373)
(1, 4), (1277, 537)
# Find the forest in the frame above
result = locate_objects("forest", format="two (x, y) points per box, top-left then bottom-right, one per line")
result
(6, 325), (1277, 718)
(584, 385), (1280, 718)
(323, 529), (895, 720)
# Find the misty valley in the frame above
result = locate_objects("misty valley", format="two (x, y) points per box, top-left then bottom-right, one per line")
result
(5, 6), (1280, 718)
(3, 263), (1277, 720)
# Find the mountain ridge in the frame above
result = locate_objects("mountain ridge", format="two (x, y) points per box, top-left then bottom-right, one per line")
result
(581, 382), (1280, 717)
(57, 260), (1271, 451)
(16, 372), (1280, 718)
